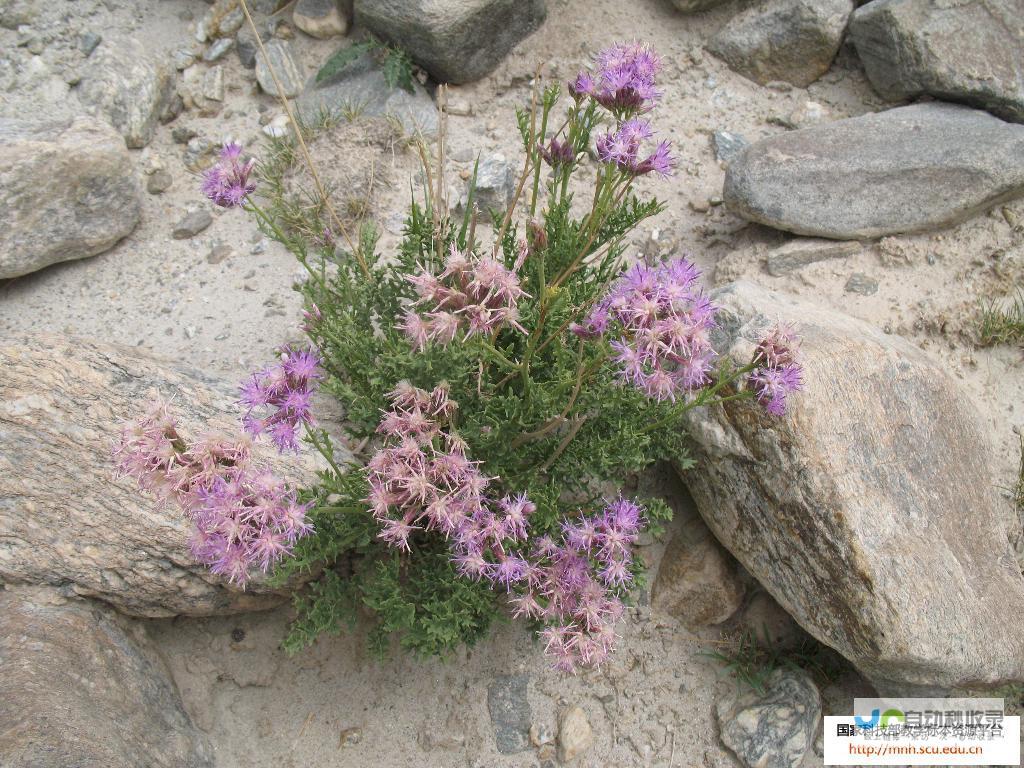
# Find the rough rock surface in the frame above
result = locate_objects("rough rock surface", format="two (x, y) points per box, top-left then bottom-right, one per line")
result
(0, 335), (313, 618)
(682, 281), (1024, 690)
(716, 668), (820, 768)
(256, 38), (304, 99)
(464, 153), (513, 213)
(487, 675), (532, 754)
(0, 586), (214, 768)
(651, 503), (746, 628)
(298, 52), (438, 135)
(78, 37), (176, 148)
(0, 117), (140, 280)
(850, 0), (1024, 124)
(354, 0), (547, 85)
(707, 0), (854, 88)
(724, 103), (1024, 239)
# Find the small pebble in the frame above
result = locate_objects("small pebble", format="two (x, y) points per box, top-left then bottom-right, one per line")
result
(207, 244), (233, 264)
(844, 273), (879, 296)
(339, 727), (362, 747)
(557, 706), (594, 763)
(172, 210), (213, 239)
(79, 32), (102, 56)
(171, 126), (198, 144)
(146, 169), (173, 195)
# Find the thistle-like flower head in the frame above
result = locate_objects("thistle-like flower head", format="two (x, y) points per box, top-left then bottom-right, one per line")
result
(570, 41), (662, 114)
(201, 141), (256, 208)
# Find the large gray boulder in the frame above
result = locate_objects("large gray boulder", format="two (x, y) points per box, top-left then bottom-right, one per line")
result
(682, 281), (1024, 691)
(708, 0), (854, 88)
(0, 335), (314, 618)
(724, 103), (1024, 239)
(0, 586), (214, 768)
(0, 117), (140, 280)
(850, 0), (1024, 124)
(353, 0), (547, 84)
(78, 38), (176, 148)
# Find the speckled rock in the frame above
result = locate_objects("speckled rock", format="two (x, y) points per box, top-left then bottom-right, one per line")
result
(681, 281), (1024, 690)
(850, 0), (1024, 123)
(354, 0), (547, 84)
(78, 37), (176, 148)
(716, 668), (820, 768)
(724, 103), (1024, 239)
(0, 586), (214, 767)
(256, 38), (304, 98)
(0, 335), (316, 618)
(0, 117), (140, 280)
(487, 675), (532, 754)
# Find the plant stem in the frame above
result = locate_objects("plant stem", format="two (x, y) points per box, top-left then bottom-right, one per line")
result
(304, 423), (343, 477)
(529, 88), (552, 219)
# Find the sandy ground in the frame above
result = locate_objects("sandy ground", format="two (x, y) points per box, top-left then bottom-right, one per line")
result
(2, 0), (1023, 765)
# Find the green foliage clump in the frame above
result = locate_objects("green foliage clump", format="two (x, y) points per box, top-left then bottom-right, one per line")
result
(254, 80), (751, 662)
(978, 290), (1024, 347)
(316, 37), (416, 93)
(702, 629), (846, 695)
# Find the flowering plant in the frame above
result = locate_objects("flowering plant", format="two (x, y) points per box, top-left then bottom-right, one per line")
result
(117, 42), (801, 671)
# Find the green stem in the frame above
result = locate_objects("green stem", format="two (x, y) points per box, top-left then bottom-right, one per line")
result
(304, 423), (342, 477)
(529, 98), (552, 218)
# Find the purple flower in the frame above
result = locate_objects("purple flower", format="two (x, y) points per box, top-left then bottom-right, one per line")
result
(584, 257), (718, 402)
(570, 42), (662, 113)
(201, 142), (256, 208)
(538, 138), (575, 168)
(239, 346), (322, 453)
(596, 119), (674, 177)
(114, 399), (313, 587)
(748, 323), (804, 415)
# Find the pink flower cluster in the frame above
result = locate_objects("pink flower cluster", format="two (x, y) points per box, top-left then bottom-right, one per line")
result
(366, 382), (483, 550)
(571, 41), (662, 113)
(401, 244), (529, 351)
(596, 118), (674, 178)
(113, 398), (313, 586)
(240, 346), (323, 453)
(201, 142), (256, 208)
(511, 498), (643, 673)
(573, 257), (719, 402)
(368, 383), (645, 672)
(748, 323), (804, 416)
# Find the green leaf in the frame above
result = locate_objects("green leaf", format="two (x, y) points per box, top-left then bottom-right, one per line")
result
(316, 41), (373, 84)
(382, 47), (416, 93)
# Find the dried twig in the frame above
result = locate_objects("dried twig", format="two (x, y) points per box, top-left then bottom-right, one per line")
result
(238, 0), (370, 278)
